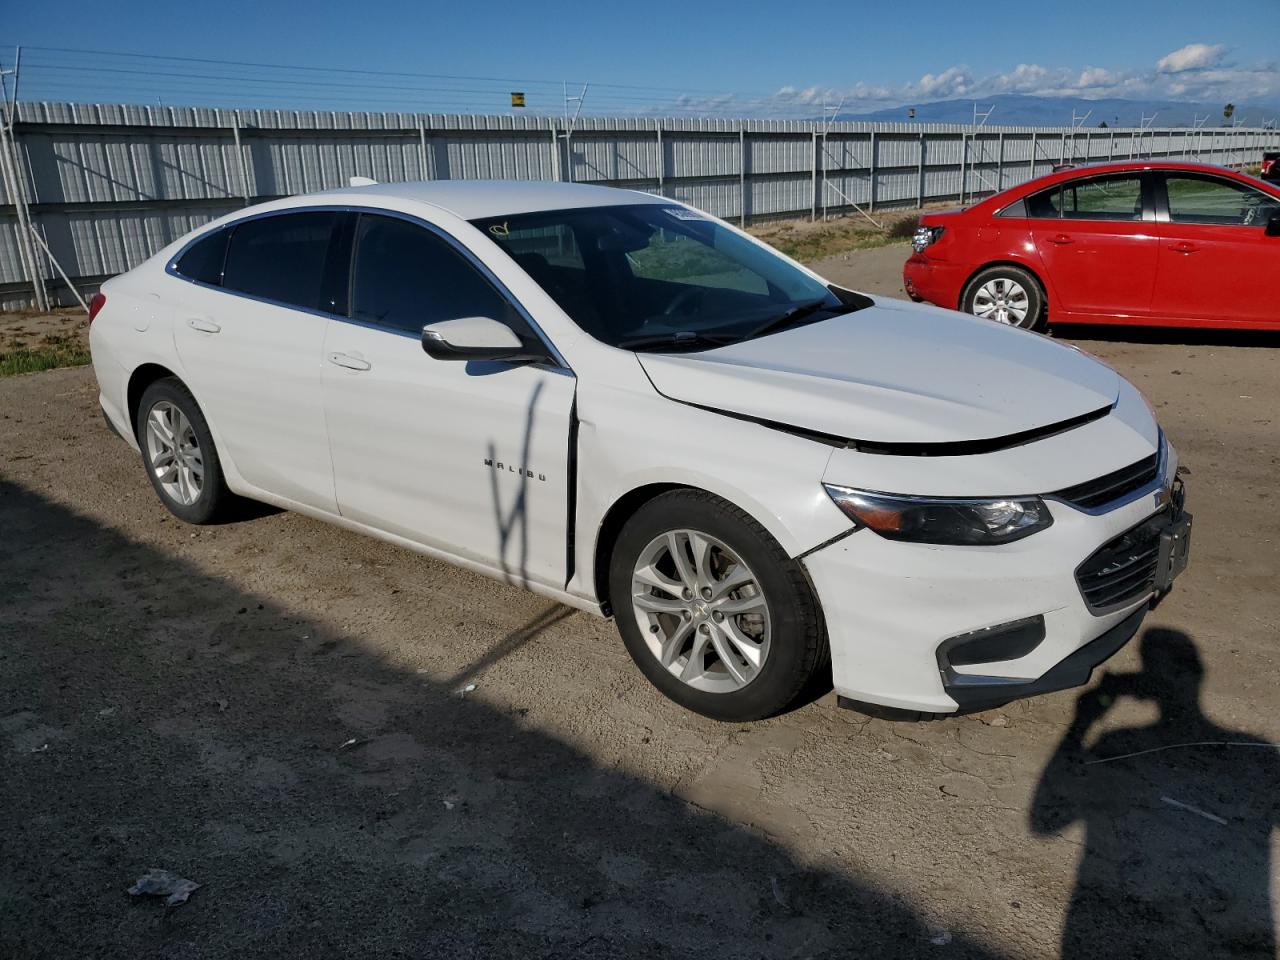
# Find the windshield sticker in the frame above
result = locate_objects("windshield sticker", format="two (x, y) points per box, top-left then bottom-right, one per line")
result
(664, 207), (707, 221)
(488, 222), (510, 237)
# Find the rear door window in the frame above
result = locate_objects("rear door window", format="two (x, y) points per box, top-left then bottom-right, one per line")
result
(350, 214), (526, 336)
(222, 212), (344, 312)
(1026, 175), (1145, 221)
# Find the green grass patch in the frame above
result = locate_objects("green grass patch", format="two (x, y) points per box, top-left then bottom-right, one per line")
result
(764, 228), (910, 262)
(0, 339), (92, 376)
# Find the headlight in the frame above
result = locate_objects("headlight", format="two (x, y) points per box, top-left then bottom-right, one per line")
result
(911, 225), (944, 253)
(823, 485), (1053, 545)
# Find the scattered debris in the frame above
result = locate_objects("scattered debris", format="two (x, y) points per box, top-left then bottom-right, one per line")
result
(215, 699), (229, 712)
(337, 737), (371, 752)
(458, 683), (478, 696)
(928, 927), (953, 946)
(128, 869), (201, 906)
(30, 743), (48, 753)
(1086, 740), (1280, 765)
(769, 875), (789, 910)
(1161, 795), (1227, 826)
(97, 707), (117, 718)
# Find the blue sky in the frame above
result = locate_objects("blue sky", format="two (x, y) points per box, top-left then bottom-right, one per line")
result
(3, 0), (1277, 113)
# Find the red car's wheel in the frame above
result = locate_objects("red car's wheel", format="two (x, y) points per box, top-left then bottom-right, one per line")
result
(962, 265), (1046, 331)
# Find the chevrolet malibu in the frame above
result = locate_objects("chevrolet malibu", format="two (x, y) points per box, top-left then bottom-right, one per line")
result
(89, 180), (1191, 721)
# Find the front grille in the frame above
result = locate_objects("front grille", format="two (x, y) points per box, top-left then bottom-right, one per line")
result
(1076, 511), (1165, 612)
(1051, 453), (1159, 509)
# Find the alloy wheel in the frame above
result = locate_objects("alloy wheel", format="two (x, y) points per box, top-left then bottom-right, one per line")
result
(145, 401), (204, 506)
(972, 277), (1030, 325)
(630, 529), (771, 693)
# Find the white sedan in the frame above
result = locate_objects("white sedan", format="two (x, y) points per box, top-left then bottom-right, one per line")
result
(89, 180), (1191, 721)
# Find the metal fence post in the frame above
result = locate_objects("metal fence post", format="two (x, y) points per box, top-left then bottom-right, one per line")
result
(811, 129), (818, 222)
(960, 132), (968, 204)
(230, 111), (251, 204)
(1029, 131), (1037, 179)
(916, 131), (925, 208)
(417, 117), (429, 179)
(738, 126), (746, 225)
(550, 122), (560, 181)
(655, 123), (664, 196)
(996, 131), (1004, 188)
(0, 109), (47, 310)
(868, 130), (877, 213)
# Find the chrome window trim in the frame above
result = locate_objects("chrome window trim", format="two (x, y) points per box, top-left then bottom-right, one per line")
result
(164, 204), (573, 374)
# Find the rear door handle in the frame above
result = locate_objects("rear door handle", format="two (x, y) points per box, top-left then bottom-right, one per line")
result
(1045, 234), (1074, 245)
(186, 317), (221, 334)
(1168, 242), (1199, 254)
(327, 352), (372, 372)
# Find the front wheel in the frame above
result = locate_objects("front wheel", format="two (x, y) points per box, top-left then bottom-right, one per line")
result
(962, 265), (1046, 331)
(609, 490), (827, 721)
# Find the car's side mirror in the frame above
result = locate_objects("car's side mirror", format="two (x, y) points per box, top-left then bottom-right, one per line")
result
(1266, 214), (1280, 237)
(421, 316), (541, 362)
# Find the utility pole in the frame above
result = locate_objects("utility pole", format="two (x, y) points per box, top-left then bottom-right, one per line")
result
(0, 47), (48, 311)
(1070, 109), (1092, 164)
(966, 102), (996, 201)
(1139, 112), (1157, 161)
(560, 82), (588, 184)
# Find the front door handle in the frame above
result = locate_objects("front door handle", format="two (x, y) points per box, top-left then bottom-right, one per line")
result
(1045, 234), (1074, 245)
(1168, 242), (1199, 254)
(327, 352), (372, 372)
(187, 317), (221, 334)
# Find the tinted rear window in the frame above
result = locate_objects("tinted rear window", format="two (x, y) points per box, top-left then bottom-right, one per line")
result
(222, 212), (342, 311)
(174, 228), (229, 285)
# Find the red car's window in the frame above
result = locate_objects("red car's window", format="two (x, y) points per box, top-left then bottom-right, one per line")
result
(1164, 175), (1280, 227)
(1025, 174), (1143, 221)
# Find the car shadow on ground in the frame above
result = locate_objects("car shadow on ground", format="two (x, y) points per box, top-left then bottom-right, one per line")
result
(0, 479), (1008, 959)
(1054, 324), (1280, 349)
(1031, 629), (1278, 958)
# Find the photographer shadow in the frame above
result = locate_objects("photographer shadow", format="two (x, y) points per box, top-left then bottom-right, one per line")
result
(1030, 628), (1279, 958)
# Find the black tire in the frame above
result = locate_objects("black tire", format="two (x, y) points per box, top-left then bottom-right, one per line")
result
(134, 378), (233, 525)
(961, 264), (1046, 331)
(609, 490), (827, 721)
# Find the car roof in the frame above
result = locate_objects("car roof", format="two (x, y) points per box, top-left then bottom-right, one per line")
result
(307, 179), (669, 220)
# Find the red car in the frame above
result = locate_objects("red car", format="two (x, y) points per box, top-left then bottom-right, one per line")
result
(903, 161), (1280, 330)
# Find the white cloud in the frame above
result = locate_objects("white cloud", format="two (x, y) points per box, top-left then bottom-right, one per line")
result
(649, 46), (1279, 119)
(1157, 43), (1226, 74)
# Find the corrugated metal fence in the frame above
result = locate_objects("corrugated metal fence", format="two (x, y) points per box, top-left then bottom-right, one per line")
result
(3, 101), (1278, 309)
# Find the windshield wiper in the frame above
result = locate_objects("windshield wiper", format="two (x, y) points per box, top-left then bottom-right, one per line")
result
(616, 330), (739, 352)
(742, 297), (844, 342)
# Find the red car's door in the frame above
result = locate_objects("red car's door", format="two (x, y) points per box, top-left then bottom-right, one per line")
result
(1152, 172), (1280, 326)
(1026, 172), (1159, 322)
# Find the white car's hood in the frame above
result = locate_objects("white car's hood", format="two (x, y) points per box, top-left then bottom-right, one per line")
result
(637, 299), (1121, 448)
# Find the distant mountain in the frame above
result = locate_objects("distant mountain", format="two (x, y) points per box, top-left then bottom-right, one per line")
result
(838, 94), (1280, 128)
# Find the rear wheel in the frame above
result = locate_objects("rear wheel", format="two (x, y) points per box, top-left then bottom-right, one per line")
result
(609, 490), (826, 721)
(135, 378), (232, 524)
(962, 265), (1045, 331)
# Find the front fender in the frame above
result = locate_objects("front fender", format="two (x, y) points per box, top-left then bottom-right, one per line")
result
(569, 378), (850, 603)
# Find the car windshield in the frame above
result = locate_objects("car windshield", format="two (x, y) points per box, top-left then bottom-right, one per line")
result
(472, 203), (866, 351)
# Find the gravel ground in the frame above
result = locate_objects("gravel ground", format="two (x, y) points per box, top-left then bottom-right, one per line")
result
(2, 244), (1278, 959)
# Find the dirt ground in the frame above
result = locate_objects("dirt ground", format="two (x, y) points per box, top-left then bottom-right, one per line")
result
(2, 246), (1278, 959)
